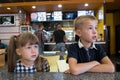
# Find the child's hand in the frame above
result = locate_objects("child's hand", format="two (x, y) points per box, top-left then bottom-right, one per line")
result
(95, 61), (100, 65)
(92, 61), (100, 66)
(64, 69), (71, 74)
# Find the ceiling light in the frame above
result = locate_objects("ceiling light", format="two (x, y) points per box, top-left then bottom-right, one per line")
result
(84, 3), (89, 7)
(58, 4), (62, 8)
(7, 7), (11, 10)
(19, 10), (22, 13)
(32, 6), (36, 9)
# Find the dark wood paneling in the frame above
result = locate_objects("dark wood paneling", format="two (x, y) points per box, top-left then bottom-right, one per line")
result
(0, 0), (118, 13)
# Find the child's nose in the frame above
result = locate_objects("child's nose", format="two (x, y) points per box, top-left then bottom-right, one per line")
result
(93, 29), (97, 34)
(31, 48), (35, 53)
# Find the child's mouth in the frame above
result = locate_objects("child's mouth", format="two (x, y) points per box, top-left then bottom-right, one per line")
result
(31, 55), (37, 58)
(92, 36), (97, 40)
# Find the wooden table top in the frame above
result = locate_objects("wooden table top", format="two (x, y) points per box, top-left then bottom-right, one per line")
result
(0, 49), (5, 54)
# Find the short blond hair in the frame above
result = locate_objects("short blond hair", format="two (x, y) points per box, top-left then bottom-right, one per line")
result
(74, 15), (97, 30)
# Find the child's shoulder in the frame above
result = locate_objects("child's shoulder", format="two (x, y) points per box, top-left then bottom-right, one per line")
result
(68, 42), (79, 50)
(70, 42), (78, 45)
(94, 44), (104, 51)
(38, 56), (48, 63)
(70, 42), (79, 47)
(39, 56), (47, 60)
(95, 44), (103, 48)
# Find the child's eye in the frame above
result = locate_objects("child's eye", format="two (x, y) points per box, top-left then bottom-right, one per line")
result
(89, 27), (92, 29)
(27, 46), (31, 49)
(34, 45), (38, 48)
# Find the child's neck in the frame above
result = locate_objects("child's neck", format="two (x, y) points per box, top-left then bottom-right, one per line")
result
(80, 40), (92, 48)
(21, 59), (34, 67)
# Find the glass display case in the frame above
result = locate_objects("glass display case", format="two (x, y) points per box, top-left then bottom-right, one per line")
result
(64, 30), (75, 41)
(20, 25), (32, 33)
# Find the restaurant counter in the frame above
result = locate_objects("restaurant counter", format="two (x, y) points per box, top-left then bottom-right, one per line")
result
(0, 71), (118, 80)
(44, 41), (106, 51)
(44, 41), (106, 45)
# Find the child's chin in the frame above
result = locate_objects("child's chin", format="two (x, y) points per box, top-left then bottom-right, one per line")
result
(30, 58), (37, 61)
(92, 40), (96, 42)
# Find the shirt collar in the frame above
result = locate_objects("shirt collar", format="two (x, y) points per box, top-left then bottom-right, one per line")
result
(78, 39), (97, 49)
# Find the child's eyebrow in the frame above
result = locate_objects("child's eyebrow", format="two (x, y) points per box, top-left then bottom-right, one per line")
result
(89, 24), (97, 27)
(88, 25), (93, 27)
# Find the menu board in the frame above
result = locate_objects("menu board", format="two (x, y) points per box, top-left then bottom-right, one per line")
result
(31, 12), (46, 22)
(77, 10), (94, 16)
(53, 11), (62, 21)
(46, 12), (54, 21)
(63, 11), (77, 20)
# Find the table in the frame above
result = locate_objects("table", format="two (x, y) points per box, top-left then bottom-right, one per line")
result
(0, 72), (117, 80)
(0, 49), (5, 67)
(0, 49), (5, 54)
(43, 55), (60, 72)
(57, 60), (69, 72)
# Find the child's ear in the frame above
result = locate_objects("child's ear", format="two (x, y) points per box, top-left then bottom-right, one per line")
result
(76, 29), (81, 37)
(16, 49), (21, 56)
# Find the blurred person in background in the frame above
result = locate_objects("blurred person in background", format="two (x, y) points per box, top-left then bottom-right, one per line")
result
(34, 23), (46, 54)
(52, 24), (67, 52)
(0, 39), (7, 49)
(52, 24), (67, 60)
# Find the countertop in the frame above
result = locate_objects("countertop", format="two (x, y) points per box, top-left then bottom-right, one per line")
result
(0, 66), (118, 80)
(0, 72), (117, 80)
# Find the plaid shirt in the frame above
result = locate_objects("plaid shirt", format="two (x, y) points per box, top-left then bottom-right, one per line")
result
(14, 59), (50, 73)
(34, 30), (46, 44)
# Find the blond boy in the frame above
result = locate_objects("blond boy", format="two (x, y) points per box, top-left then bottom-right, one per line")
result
(65, 15), (115, 75)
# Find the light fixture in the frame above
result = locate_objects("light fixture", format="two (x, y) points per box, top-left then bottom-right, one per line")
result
(19, 10), (22, 13)
(58, 4), (62, 8)
(32, 6), (36, 9)
(7, 7), (11, 10)
(84, 3), (89, 7)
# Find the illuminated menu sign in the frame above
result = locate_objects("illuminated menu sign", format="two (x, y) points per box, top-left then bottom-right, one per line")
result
(77, 10), (94, 16)
(31, 12), (46, 21)
(53, 11), (62, 21)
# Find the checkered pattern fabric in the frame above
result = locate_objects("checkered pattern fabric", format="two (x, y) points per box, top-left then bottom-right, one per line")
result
(14, 60), (36, 73)
(14, 59), (50, 73)
(41, 59), (50, 72)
